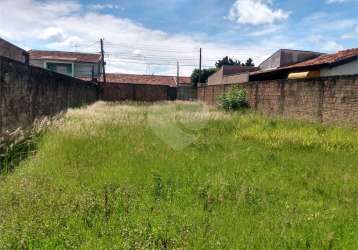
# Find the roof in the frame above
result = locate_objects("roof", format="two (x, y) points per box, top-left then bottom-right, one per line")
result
(252, 48), (358, 77)
(104, 73), (191, 87)
(29, 50), (101, 63)
(285, 48), (358, 69)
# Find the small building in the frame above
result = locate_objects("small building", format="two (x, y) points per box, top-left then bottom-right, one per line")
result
(250, 48), (358, 81)
(29, 50), (102, 80)
(207, 65), (258, 85)
(259, 49), (322, 71)
(0, 37), (29, 64)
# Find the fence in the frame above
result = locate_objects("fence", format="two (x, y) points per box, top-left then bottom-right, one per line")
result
(0, 56), (98, 135)
(0, 38), (29, 64)
(177, 86), (197, 101)
(198, 75), (358, 125)
(100, 83), (176, 102)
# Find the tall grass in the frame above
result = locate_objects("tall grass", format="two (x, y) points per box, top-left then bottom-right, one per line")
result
(0, 101), (357, 249)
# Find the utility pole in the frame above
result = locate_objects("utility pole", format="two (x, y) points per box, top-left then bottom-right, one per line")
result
(199, 48), (202, 85)
(100, 38), (106, 84)
(177, 61), (180, 87)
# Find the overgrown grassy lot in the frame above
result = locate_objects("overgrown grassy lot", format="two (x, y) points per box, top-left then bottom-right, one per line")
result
(0, 102), (357, 249)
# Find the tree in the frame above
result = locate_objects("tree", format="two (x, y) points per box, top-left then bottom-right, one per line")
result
(191, 68), (217, 87)
(245, 58), (255, 67)
(215, 56), (241, 68)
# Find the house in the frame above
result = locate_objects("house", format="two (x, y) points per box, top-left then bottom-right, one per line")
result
(250, 48), (358, 81)
(207, 65), (258, 85)
(104, 73), (191, 87)
(29, 50), (102, 80)
(0, 37), (29, 64)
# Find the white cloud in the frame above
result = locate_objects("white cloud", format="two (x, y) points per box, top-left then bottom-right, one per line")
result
(308, 35), (344, 52)
(88, 4), (124, 11)
(341, 26), (358, 39)
(228, 0), (290, 25)
(0, 0), (275, 76)
(247, 24), (282, 36)
(326, 0), (357, 3)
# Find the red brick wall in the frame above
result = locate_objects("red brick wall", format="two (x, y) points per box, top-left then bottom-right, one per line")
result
(198, 75), (358, 125)
(100, 83), (170, 102)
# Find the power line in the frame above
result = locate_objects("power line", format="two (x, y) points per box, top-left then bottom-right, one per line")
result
(106, 58), (212, 68)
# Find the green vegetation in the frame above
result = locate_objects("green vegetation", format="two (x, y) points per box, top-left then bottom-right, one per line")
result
(0, 102), (357, 249)
(218, 86), (249, 111)
(190, 68), (217, 86)
(215, 56), (255, 68)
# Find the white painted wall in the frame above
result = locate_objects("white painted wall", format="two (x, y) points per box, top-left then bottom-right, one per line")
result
(321, 59), (358, 77)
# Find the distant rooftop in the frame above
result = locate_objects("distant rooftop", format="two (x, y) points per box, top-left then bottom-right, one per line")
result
(104, 73), (191, 87)
(29, 50), (102, 63)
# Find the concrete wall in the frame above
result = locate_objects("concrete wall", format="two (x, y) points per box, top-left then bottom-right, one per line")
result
(198, 75), (358, 125)
(0, 38), (29, 64)
(207, 68), (223, 85)
(222, 73), (249, 84)
(0, 56), (98, 135)
(280, 50), (322, 68)
(259, 50), (281, 70)
(208, 69), (249, 85)
(259, 49), (322, 70)
(30, 59), (101, 78)
(100, 83), (170, 102)
(321, 59), (358, 77)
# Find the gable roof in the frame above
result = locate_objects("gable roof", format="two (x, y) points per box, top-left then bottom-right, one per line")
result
(105, 73), (191, 87)
(29, 50), (101, 63)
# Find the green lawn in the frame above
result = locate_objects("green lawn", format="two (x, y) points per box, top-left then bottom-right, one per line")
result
(0, 101), (357, 249)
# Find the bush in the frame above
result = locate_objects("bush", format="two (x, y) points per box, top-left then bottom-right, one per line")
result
(218, 86), (249, 111)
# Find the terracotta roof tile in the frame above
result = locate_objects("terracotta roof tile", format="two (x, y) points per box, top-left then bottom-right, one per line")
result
(104, 73), (191, 87)
(252, 48), (358, 76)
(285, 48), (358, 68)
(29, 50), (101, 63)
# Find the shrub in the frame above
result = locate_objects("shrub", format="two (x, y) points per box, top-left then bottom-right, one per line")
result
(218, 86), (249, 111)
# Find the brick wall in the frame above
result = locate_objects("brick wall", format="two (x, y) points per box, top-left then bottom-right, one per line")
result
(177, 86), (197, 101)
(198, 75), (358, 125)
(0, 38), (29, 64)
(100, 83), (170, 102)
(0, 56), (98, 135)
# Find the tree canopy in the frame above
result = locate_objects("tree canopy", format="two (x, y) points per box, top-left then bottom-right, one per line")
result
(190, 57), (255, 86)
(215, 56), (255, 68)
(191, 68), (217, 87)
(215, 56), (241, 68)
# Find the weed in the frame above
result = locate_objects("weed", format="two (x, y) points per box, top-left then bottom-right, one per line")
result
(0, 102), (357, 249)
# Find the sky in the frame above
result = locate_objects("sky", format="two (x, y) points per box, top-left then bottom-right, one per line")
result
(0, 0), (357, 76)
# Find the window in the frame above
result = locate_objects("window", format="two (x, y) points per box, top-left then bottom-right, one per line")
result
(46, 62), (73, 76)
